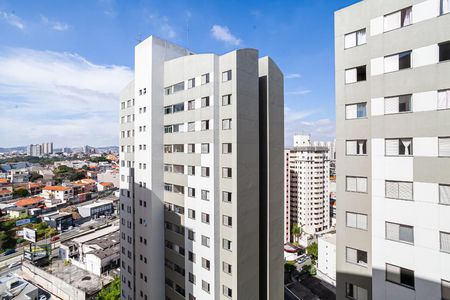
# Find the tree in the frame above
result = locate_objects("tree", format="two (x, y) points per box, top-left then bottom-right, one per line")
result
(291, 223), (302, 243)
(96, 277), (120, 300)
(29, 171), (43, 182)
(306, 242), (318, 261)
(13, 188), (29, 198)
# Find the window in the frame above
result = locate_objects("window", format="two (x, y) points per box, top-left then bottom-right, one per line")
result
(188, 251), (196, 262)
(188, 272), (195, 284)
(441, 231), (450, 253)
(164, 164), (173, 172)
(440, 41), (450, 62)
(165, 87), (172, 95)
(346, 176), (367, 193)
(201, 143), (210, 154)
(346, 212), (368, 230)
(222, 143), (232, 154)
(439, 137), (450, 157)
(202, 258), (210, 270)
(386, 222), (414, 244)
(188, 100), (195, 110)
(173, 144), (184, 153)
(201, 167), (210, 177)
(345, 103), (366, 119)
(223, 215), (232, 227)
(346, 283), (368, 300)
(443, 279), (450, 300)
(201, 190), (210, 201)
(384, 95), (411, 114)
(188, 122), (195, 132)
(438, 89), (450, 110)
(385, 181), (413, 200)
(442, 0), (450, 14)
(386, 263), (415, 289)
(201, 235), (210, 247)
(164, 106), (172, 114)
(440, 184), (450, 205)
(188, 188), (196, 198)
(201, 96), (210, 107)
(173, 103), (184, 113)
(173, 164), (183, 174)
(222, 167), (232, 178)
(188, 165), (195, 176)
(222, 94), (231, 106)
(346, 140), (367, 155)
(223, 191), (232, 203)
(222, 70), (232, 82)
(345, 66), (366, 84)
(188, 230), (195, 241)
(223, 239), (232, 251)
(164, 125), (172, 134)
(222, 119), (232, 130)
(173, 81), (184, 93)
(223, 262), (232, 274)
(188, 144), (195, 153)
(201, 120), (210, 131)
(385, 138), (413, 156)
(344, 28), (366, 49)
(384, 51), (411, 73)
(384, 7), (412, 32)
(188, 209), (196, 219)
(223, 285), (232, 298)
(201, 73), (210, 85)
(202, 280), (210, 293)
(201, 213), (210, 224)
(188, 78), (195, 89)
(346, 247), (367, 267)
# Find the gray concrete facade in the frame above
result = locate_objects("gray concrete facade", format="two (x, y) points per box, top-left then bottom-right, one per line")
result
(335, 1), (450, 299)
(119, 36), (284, 300)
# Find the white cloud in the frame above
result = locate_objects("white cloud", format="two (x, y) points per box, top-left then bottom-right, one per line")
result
(0, 47), (133, 147)
(40, 15), (70, 31)
(147, 14), (177, 40)
(99, 0), (117, 18)
(285, 73), (301, 79)
(211, 25), (241, 46)
(0, 11), (25, 30)
(284, 107), (335, 145)
(286, 89), (311, 96)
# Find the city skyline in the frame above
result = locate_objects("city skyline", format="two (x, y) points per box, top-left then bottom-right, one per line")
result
(0, 0), (359, 147)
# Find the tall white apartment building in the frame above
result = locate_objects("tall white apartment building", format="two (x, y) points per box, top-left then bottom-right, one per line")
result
(285, 135), (331, 239)
(119, 36), (284, 300)
(335, 1), (450, 299)
(27, 143), (53, 156)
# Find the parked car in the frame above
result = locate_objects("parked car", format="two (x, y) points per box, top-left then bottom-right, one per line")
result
(8, 261), (21, 268)
(3, 249), (16, 256)
(51, 235), (60, 242)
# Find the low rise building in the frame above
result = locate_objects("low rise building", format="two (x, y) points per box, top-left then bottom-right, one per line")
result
(15, 196), (45, 209)
(42, 186), (73, 206)
(318, 233), (336, 285)
(0, 273), (39, 299)
(97, 170), (119, 188)
(96, 182), (114, 191)
(6, 206), (28, 218)
(78, 200), (114, 219)
(59, 225), (120, 276)
(43, 212), (73, 231)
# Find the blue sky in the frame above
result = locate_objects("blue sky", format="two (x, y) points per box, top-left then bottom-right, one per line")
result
(0, 0), (359, 147)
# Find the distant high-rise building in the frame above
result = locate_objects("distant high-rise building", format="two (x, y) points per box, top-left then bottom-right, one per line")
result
(83, 145), (96, 154)
(119, 36), (284, 300)
(335, 1), (450, 299)
(285, 135), (331, 241)
(27, 142), (53, 156)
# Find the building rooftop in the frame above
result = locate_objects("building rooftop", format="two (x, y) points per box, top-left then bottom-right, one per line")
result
(78, 200), (113, 209)
(41, 259), (110, 295)
(15, 196), (45, 207)
(0, 273), (38, 299)
(72, 224), (119, 244)
(319, 233), (336, 245)
(43, 186), (71, 191)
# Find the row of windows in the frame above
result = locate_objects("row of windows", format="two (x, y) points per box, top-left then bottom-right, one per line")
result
(163, 94), (232, 115)
(164, 70), (231, 96)
(120, 98), (135, 109)
(346, 177), (450, 205)
(344, 137), (450, 157)
(164, 118), (232, 133)
(120, 114), (135, 124)
(344, 1), (450, 50)
(345, 40), (450, 84)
